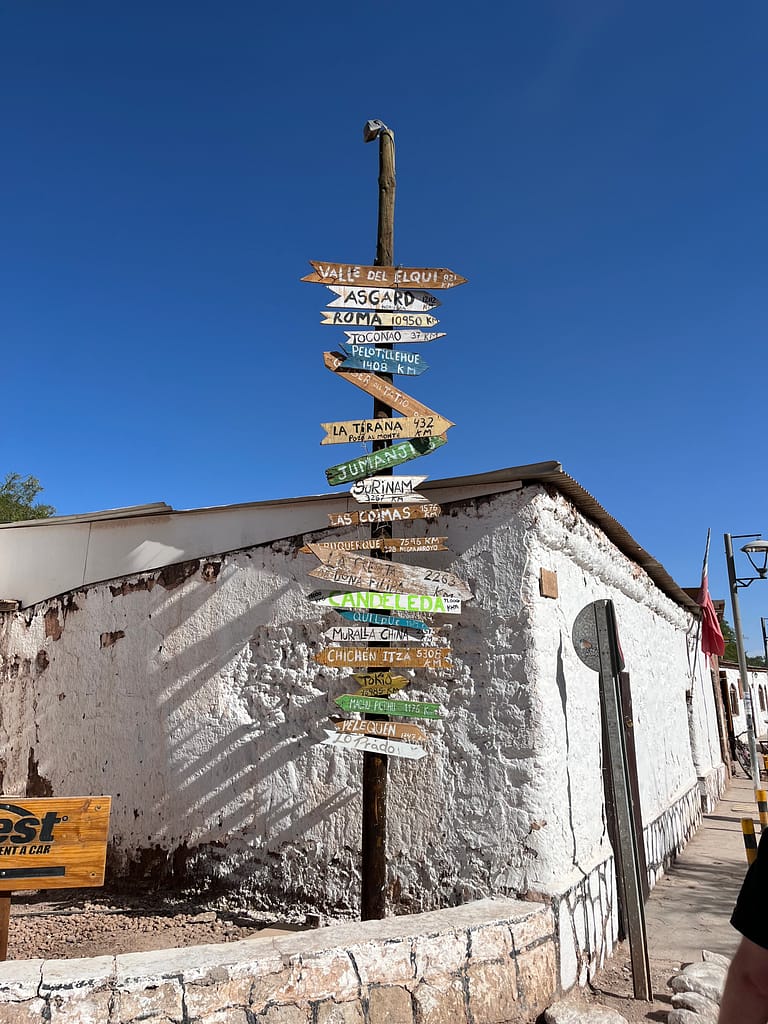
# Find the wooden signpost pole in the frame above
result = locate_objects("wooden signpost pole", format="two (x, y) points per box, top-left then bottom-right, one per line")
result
(361, 118), (395, 922)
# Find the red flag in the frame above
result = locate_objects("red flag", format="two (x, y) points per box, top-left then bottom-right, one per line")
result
(697, 531), (725, 657)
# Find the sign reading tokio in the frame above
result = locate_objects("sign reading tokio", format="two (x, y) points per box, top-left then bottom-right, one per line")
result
(352, 671), (410, 696)
(302, 260), (468, 290)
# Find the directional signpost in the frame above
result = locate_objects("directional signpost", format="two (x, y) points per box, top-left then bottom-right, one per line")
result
(322, 625), (440, 644)
(325, 505), (441, 527)
(350, 476), (427, 503)
(335, 693), (442, 719)
(325, 436), (446, 485)
(300, 536), (448, 555)
(352, 671), (410, 696)
(344, 330), (446, 345)
(334, 717), (425, 742)
(325, 286), (440, 311)
(308, 590), (462, 615)
(322, 351), (449, 420)
(316, 646), (452, 670)
(338, 343), (428, 376)
(308, 545), (472, 600)
(340, 610), (432, 631)
(321, 310), (439, 328)
(320, 730), (426, 760)
(321, 415), (448, 444)
(303, 260), (467, 289)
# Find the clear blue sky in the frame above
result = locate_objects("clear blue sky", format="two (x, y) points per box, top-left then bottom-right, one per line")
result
(3, 3), (767, 647)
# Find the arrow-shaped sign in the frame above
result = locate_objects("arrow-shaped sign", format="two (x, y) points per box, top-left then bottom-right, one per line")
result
(323, 351), (448, 422)
(350, 476), (427, 503)
(322, 625), (440, 644)
(320, 416), (448, 445)
(319, 729), (427, 760)
(344, 330), (446, 345)
(339, 342), (428, 377)
(315, 646), (452, 669)
(339, 610), (431, 631)
(309, 590), (461, 615)
(332, 716), (424, 741)
(335, 693), (442, 719)
(321, 310), (440, 329)
(309, 544), (472, 601)
(299, 536), (448, 555)
(351, 671), (411, 696)
(326, 436), (446, 486)
(325, 285), (440, 311)
(303, 261), (467, 290)
(325, 505), (441, 527)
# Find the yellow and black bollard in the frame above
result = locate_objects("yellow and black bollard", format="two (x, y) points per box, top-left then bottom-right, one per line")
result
(742, 818), (758, 865)
(756, 790), (768, 831)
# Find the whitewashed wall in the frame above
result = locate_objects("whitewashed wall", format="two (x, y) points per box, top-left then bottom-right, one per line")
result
(0, 486), (722, 919)
(721, 663), (768, 742)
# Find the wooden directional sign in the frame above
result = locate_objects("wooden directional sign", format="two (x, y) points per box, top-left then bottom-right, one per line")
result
(325, 286), (440, 311)
(303, 261), (467, 290)
(0, 796), (111, 891)
(352, 671), (410, 696)
(322, 624), (440, 644)
(300, 536), (448, 555)
(309, 590), (461, 614)
(321, 310), (439, 329)
(334, 717), (425, 742)
(323, 351), (447, 422)
(335, 693), (442, 719)
(339, 343), (428, 377)
(308, 544), (472, 601)
(350, 476), (427, 503)
(315, 646), (452, 669)
(321, 416), (448, 445)
(324, 505), (441, 527)
(319, 730), (427, 760)
(326, 436), (446, 486)
(344, 330), (446, 345)
(340, 610), (431, 631)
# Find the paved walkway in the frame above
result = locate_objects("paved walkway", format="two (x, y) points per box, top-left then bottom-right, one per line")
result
(644, 773), (755, 964)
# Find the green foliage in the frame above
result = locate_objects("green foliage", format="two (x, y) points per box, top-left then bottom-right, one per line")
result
(719, 615), (766, 666)
(0, 473), (55, 523)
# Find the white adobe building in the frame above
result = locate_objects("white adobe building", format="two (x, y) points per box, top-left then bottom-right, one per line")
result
(0, 461), (725, 986)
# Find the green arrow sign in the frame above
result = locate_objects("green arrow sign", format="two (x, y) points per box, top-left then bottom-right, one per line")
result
(326, 436), (446, 486)
(334, 694), (442, 720)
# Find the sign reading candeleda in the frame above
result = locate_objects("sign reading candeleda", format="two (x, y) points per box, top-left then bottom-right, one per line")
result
(0, 796), (111, 891)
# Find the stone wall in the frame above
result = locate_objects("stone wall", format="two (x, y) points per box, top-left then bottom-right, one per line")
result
(0, 898), (556, 1024)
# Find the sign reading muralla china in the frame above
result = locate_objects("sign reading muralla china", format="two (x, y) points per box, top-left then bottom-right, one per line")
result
(303, 257), (468, 761)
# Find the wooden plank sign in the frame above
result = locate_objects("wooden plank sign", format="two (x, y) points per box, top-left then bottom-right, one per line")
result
(339, 610), (431, 630)
(339, 343), (428, 376)
(321, 416), (449, 445)
(324, 505), (441, 527)
(352, 671), (410, 696)
(0, 796), (111, 891)
(308, 590), (461, 614)
(326, 436), (446, 485)
(315, 646), (452, 669)
(325, 286), (440, 311)
(334, 717), (425, 742)
(350, 476), (427, 503)
(300, 536), (449, 555)
(322, 310), (439, 328)
(308, 544), (472, 601)
(322, 624), (440, 644)
(344, 330), (446, 345)
(303, 261), (467, 290)
(323, 351), (446, 421)
(335, 693), (442, 719)
(319, 730), (427, 760)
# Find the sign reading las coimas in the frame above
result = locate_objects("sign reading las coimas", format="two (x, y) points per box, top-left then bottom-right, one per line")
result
(0, 796), (111, 891)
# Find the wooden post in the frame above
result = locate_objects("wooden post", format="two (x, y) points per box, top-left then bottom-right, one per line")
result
(361, 119), (395, 921)
(0, 895), (10, 961)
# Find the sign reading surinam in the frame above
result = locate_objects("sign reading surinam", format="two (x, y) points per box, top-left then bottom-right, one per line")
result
(0, 796), (111, 891)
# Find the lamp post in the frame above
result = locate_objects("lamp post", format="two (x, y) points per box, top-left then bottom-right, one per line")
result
(724, 534), (768, 789)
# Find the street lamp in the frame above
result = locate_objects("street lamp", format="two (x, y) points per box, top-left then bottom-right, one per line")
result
(724, 534), (768, 788)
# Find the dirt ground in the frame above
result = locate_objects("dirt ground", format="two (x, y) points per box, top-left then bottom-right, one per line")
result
(4, 892), (687, 1022)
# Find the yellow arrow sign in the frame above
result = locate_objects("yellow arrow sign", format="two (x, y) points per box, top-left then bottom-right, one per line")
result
(322, 352), (449, 424)
(320, 414), (453, 445)
(321, 310), (439, 328)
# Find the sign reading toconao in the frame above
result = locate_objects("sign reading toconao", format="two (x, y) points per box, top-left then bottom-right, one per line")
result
(302, 261), (467, 290)
(344, 330), (446, 345)
(333, 717), (425, 742)
(321, 310), (439, 328)
(338, 343), (428, 377)
(309, 590), (461, 614)
(326, 436), (446, 485)
(325, 505), (441, 527)
(350, 476), (427, 503)
(0, 796), (111, 891)
(320, 416), (448, 445)
(325, 286), (440, 311)
(315, 646), (452, 669)
(300, 536), (448, 555)
(319, 730), (427, 760)
(308, 545), (472, 601)
(335, 694), (442, 719)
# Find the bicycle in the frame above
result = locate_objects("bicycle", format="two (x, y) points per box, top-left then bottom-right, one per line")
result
(734, 732), (752, 777)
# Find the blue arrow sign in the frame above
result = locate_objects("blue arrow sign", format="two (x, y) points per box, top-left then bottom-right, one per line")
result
(337, 609), (430, 631)
(339, 342), (428, 377)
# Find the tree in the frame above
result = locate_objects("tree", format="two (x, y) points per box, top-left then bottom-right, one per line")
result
(719, 615), (766, 667)
(0, 473), (55, 523)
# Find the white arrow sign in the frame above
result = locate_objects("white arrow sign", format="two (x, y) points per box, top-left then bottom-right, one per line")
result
(321, 624), (441, 645)
(325, 285), (440, 311)
(350, 475), (428, 504)
(344, 330), (446, 345)
(319, 729), (427, 760)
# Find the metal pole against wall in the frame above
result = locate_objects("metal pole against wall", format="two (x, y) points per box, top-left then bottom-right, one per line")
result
(725, 533), (761, 789)
(360, 119), (395, 920)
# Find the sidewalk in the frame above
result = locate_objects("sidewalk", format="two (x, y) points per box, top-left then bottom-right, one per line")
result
(644, 774), (754, 963)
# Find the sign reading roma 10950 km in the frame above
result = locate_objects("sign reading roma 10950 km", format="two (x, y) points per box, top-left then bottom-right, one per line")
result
(302, 257), (468, 762)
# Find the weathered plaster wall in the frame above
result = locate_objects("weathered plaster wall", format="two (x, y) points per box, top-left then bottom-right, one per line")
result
(721, 663), (768, 742)
(0, 486), (721, 919)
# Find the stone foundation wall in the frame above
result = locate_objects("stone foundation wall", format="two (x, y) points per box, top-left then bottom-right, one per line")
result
(0, 898), (556, 1024)
(698, 763), (727, 814)
(644, 782), (702, 887)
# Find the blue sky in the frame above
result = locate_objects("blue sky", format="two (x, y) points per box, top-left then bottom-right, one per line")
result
(2, 3), (767, 647)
